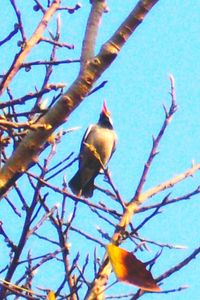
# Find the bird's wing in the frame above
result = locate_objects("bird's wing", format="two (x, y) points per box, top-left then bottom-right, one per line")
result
(110, 131), (118, 158)
(79, 124), (97, 169)
(79, 124), (95, 152)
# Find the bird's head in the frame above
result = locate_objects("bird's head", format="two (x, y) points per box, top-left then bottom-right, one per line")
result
(98, 100), (113, 128)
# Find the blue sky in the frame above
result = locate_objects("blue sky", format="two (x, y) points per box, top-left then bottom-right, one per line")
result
(0, 1), (200, 299)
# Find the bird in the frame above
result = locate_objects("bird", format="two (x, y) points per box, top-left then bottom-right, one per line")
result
(69, 101), (117, 198)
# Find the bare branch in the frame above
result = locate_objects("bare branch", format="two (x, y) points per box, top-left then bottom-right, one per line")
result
(134, 75), (178, 201)
(39, 36), (74, 49)
(10, 0), (26, 42)
(0, 0), (61, 96)
(81, 0), (108, 68)
(0, 25), (19, 46)
(157, 245), (200, 283)
(0, 84), (65, 110)
(0, 0), (159, 198)
(21, 58), (80, 68)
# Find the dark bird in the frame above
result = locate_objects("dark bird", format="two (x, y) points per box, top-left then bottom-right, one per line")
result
(69, 101), (117, 198)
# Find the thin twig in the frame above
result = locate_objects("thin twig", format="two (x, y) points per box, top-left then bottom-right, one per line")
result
(0, 84), (65, 110)
(10, 0), (26, 42)
(58, 3), (82, 14)
(27, 171), (121, 216)
(70, 226), (105, 247)
(0, 25), (19, 46)
(156, 245), (200, 283)
(21, 58), (80, 68)
(133, 75), (177, 201)
(39, 36), (74, 49)
(0, 0), (60, 95)
(138, 185), (200, 213)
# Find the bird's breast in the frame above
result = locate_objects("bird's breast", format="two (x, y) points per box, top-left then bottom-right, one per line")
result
(86, 125), (116, 165)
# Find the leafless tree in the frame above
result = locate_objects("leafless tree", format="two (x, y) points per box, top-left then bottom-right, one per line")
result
(0, 1), (199, 299)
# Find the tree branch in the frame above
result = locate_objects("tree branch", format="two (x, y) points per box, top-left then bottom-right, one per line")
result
(86, 161), (200, 299)
(134, 75), (177, 200)
(0, 0), (160, 198)
(0, 0), (60, 96)
(80, 0), (107, 69)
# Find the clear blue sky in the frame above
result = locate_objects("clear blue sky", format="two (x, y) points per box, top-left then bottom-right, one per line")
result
(0, 1), (200, 299)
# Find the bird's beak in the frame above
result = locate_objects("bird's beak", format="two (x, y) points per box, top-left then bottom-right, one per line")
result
(102, 100), (111, 117)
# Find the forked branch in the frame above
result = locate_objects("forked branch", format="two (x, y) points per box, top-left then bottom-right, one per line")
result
(0, 0), (160, 198)
(0, 0), (61, 96)
(134, 74), (177, 201)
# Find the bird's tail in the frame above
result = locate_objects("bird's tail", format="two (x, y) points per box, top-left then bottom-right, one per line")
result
(82, 179), (94, 198)
(69, 171), (95, 198)
(69, 171), (82, 197)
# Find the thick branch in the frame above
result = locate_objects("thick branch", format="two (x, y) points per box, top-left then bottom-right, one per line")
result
(80, 0), (107, 68)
